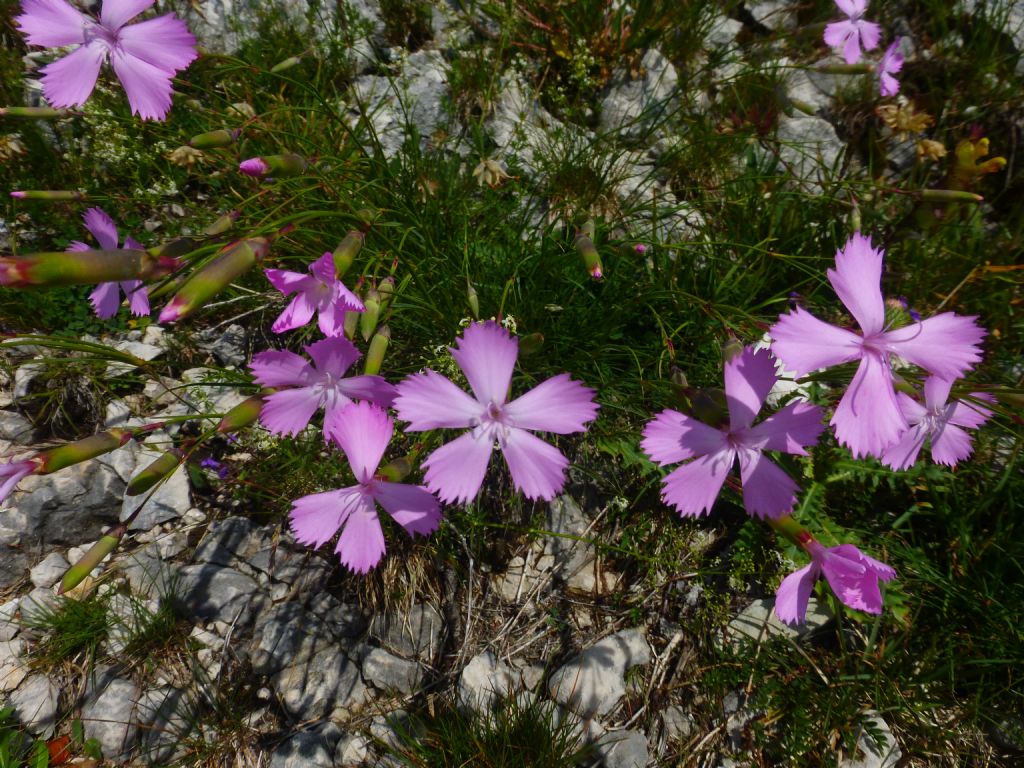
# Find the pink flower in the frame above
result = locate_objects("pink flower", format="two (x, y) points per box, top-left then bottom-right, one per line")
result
(239, 158), (270, 177)
(882, 376), (992, 470)
(823, 0), (881, 65)
(770, 233), (985, 459)
(0, 458), (36, 505)
(15, 0), (197, 121)
(289, 402), (441, 573)
(775, 541), (895, 624)
(249, 337), (396, 440)
(641, 347), (825, 519)
(265, 252), (364, 337)
(393, 322), (599, 504)
(878, 39), (904, 97)
(67, 207), (149, 319)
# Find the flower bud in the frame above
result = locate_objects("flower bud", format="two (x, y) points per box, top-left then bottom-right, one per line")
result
(36, 429), (132, 475)
(690, 388), (729, 429)
(466, 280), (480, 319)
(59, 525), (125, 595)
(190, 129), (236, 149)
(238, 154), (308, 178)
(920, 189), (984, 204)
(203, 210), (240, 236)
(360, 288), (381, 341)
(332, 231), (364, 278)
(574, 220), (603, 280)
(722, 337), (744, 364)
(270, 55), (304, 73)
(217, 394), (265, 433)
(159, 237), (271, 323)
(343, 308), (359, 339)
(0, 106), (65, 118)
(126, 448), (184, 496)
(377, 455), (413, 482)
(377, 276), (396, 312)
(9, 190), (85, 201)
(518, 332), (544, 356)
(0, 247), (173, 288)
(364, 326), (390, 376)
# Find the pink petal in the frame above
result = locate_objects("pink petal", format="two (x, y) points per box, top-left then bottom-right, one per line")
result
(335, 492), (387, 574)
(831, 353), (906, 458)
(660, 448), (734, 518)
(819, 549), (876, 612)
(881, 423), (927, 470)
(116, 12), (197, 73)
(881, 312), (985, 381)
(738, 450), (799, 519)
(124, 235), (144, 250)
(929, 423), (975, 467)
(265, 268), (315, 296)
(90, 282), (121, 319)
(0, 461), (36, 505)
(259, 386), (321, 436)
(373, 482), (442, 536)
(271, 291), (317, 334)
(842, 27), (863, 63)
(423, 430), (493, 504)
(834, 0), (864, 17)
(67, 241), (90, 252)
(724, 347), (777, 431)
(82, 207), (120, 250)
(502, 373), (599, 434)
(15, 0), (86, 47)
(306, 337), (360, 378)
(770, 307), (862, 376)
(100, 0), (154, 30)
(309, 251), (338, 285)
(450, 321), (518, 406)
(879, 72), (900, 97)
(335, 375), (396, 408)
(858, 19), (881, 52)
(895, 391), (928, 423)
(330, 279), (365, 312)
(316, 300), (349, 338)
(836, 544), (895, 582)
(110, 49), (175, 120)
(122, 280), (149, 316)
(747, 400), (825, 455)
(39, 42), (105, 109)
(249, 349), (316, 388)
(640, 409), (728, 466)
(289, 487), (362, 548)
(774, 563), (818, 625)
(394, 370), (483, 431)
(827, 233), (885, 336)
(823, 20), (855, 50)
(500, 427), (570, 501)
(948, 395), (993, 430)
(329, 402), (392, 483)
(922, 376), (953, 411)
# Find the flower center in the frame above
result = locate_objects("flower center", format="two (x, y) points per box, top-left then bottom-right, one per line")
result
(83, 21), (118, 50)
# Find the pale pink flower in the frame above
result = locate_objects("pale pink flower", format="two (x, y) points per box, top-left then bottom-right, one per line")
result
(265, 252), (364, 337)
(882, 376), (992, 470)
(770, 233), (985, 459)
(878, 39), (904, 97)
(641, 347), (824, 519)
(289, 402), (440, 573)
(393, 322), (599, 504)
(0, 458), (36, 505)
(249, 337), (395, 440)
(823, 0), (882, 65)
(15, 0), (197, 120)
(67, 207), (149, 319)
(775, 541), (895, 624)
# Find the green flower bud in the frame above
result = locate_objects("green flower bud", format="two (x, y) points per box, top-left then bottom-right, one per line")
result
(466, 280), (480, 319)
(189, 129), (236, 149)
(159, 237), (271, 323)
(332, 231), (364, 278)
(0, 106), (65, 119)
(0, 248), (173, 288)
(518, 332), (544, 356)
(36, 429), (132, 474)
(360, 289), (381, 341)
(59, 526), (125, 595)
(126, 448), (184, 496)
(364, 326), (390, 376)
(217, 394), (265, 433)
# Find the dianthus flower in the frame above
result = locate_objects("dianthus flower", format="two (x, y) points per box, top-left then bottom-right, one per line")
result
(775, 541), (895, 624)
(265, 252), (364, 337)
(67, 207), (149, 319)
(770, 233), (985, 458)
(15, 0), (197, 120)
(823, 0), (881, 65)
(641, 347), (824, 519)
(881, 376), (992, 470)
(878, 39), (904, 97)
(393, 322), (599, 503)
(0, 458), (37, 505)
(289, 402), (440, 573)
(249, 337), (395, 440)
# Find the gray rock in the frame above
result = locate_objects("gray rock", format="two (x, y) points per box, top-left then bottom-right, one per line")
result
(136, 687), (193, 765)
(485, 74), (565, 174)
(747, 0), (797, 31)
(363, 647), (423, 694)
(335, 732), (373, 766)
(118, 439), (191, 531)
(724, 597), (830, 647)
(270, 730), (336, 768)
(272, 646), (368, 720)
(120, 549), (179, 599)
(0, 638), (28, 693)
(600, 48), (679, 140)
(549, 628), (651, 718)
(8, 674), (59, 736)
(250, 602), (339, 676)
(706, 14), (743, 49)
(459, 650), (515, 713)
(106, 339), (163, 376)
(81, 677), (140, 762)
(29, 551), (68, 589)
(192, 516), (256, 566)
(597, 728), (650, 768)
(309, 592), (367, 637)
(661, 705), (694, 743)
(774, 115), (844, 193)
(370, 603), (444, 660)
(369, 710), (421, 751)
(177, 564), (260, 624)
(13, 361), (45, 400)
(0, 597), (20, 641)
(839, 712), (901, 768)
(197, 323), (248, 367)
(0, 411), (33, 443)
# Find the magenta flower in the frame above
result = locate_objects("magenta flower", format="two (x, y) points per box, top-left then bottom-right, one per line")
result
(289, 402), (441, 574)
(15, 0), (197, 121)
(641, 347), (825, 520)
(67, 207), (149, 319)
(882, 377), (992, 470)
(877, 39), (904, 97)
(823, 0), (881, 65)
(770, 233), (985, 459)
(393, 322), (599, 504)
(239, 158), (270, 177)
(775, 541), (895, 625)
(265, 252), (364, 337)
(249, 337), (395, 440)
(0, 458), (36, 505)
